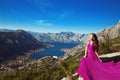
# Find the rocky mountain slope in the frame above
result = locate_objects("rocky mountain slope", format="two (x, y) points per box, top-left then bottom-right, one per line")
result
(30, 32), (89, 44)
(98, 20), (120, 39)
(62, 20), (120, 58)
(0, 30), (46, 59)
(28, 20), (120, 44)
(0, 29), (89, 44)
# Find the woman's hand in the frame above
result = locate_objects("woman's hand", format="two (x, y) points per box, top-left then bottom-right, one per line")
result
(83, 55), (87, 58)
(99, 58), (102, 62)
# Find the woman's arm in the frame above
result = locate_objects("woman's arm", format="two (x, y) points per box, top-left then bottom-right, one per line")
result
(84, 42), (89, 58)
(95, 51), (99, 57)
(95, 51), (102, 62)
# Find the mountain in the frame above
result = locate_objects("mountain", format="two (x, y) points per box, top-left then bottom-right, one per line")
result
(0, 29), (89, 44)
(31, 20), (120, 44)
(31, 32), (89, 44)
(28, 20), (120, 44)
(0, 20), (120, 44)
(0, 30), (45, 59)
(98, 20), (120, 39)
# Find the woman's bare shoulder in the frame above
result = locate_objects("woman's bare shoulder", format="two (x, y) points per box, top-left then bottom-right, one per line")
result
(87, 41), (90, 45)
(85, 41), (90, 47)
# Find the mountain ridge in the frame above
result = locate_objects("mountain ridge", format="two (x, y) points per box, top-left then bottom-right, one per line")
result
(98, 20), (120, 39)
(0, 20), (120, 44)
(0, 30), (46, 60)
(0, 29), (89, 44)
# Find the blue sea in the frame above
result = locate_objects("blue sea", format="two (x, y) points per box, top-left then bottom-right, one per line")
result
(29, 42), (79, 59)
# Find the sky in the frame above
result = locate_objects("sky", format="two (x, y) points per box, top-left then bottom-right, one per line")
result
(0, 0), (120, 33)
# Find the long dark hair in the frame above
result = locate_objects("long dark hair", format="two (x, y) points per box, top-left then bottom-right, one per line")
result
(90, 33), (99, 52)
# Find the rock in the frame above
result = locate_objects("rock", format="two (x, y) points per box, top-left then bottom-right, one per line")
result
(99, 52), (120, 63)
(61, 77), (69, 80)
(61, 77), (84, 80)
(100, 52), (120, 58)
(78, 77), (84, 80)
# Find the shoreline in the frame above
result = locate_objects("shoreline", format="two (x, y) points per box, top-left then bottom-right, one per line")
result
(0, 43), (79, 72)
(0, 47), (46, 72)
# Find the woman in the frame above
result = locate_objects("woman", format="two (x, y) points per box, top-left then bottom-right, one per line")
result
(73, 33), (120, 80)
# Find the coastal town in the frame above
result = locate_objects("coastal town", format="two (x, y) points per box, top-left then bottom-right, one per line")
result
(0, 44), (83, 73)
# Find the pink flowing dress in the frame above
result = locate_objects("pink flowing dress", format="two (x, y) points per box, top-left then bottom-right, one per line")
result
(76, 42), (120, 80)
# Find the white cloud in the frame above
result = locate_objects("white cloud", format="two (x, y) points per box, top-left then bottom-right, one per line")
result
(36, 20), (45, 23)
(35, 19), (54, 27)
